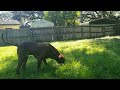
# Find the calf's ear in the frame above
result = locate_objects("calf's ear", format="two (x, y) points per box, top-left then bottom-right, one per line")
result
(58, 54), (64, 58)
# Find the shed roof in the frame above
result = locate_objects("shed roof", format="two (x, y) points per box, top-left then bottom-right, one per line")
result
(0, 20), (20, 25)
(27, 19), (54, 28)
(90, 18), (117, 24)
(80, 18), (117, 26)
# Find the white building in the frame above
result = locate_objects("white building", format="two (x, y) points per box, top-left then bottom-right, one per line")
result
(26, 19), (54, 28)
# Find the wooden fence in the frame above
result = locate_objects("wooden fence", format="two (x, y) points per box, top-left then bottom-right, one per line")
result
(0, 24), (117, 46)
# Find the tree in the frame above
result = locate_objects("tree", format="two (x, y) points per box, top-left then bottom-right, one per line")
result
(44, 11), (80, 26)
(11, 11), (44, 25)
(0, 11), (13, 20)
(80, 11), (119, 23)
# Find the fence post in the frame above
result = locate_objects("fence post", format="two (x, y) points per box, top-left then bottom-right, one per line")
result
(117, 24), (120, 35)
(52, 27), (55, 41)
(89, 26), (91, 38)
(101, 26), (105, 37)
(0, 30), (6, 46)
(53, 27), (57, 41)
(29, 28), (35, 42)
(81, 26), (83, 39)
(114, 24), (117, 35)
(114, 24), (120, 35)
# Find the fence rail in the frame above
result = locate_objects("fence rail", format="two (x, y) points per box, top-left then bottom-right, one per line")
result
(0, 25), (118, 46)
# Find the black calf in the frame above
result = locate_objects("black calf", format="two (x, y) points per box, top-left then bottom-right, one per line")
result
(16, 42), (65, 74)
(1, 33), (65, 74)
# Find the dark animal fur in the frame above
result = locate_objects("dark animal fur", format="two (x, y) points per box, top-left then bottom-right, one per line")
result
(1, 33), (65, 74)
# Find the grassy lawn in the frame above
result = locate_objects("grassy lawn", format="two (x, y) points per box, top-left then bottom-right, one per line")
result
(0, 36), (120, 79)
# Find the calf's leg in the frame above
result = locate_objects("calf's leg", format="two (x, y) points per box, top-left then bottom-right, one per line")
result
(37, 59), (42, 72)
(21, 56), (28, 72)
(16, 48), (28, 74)
(43, 59), (47, 65)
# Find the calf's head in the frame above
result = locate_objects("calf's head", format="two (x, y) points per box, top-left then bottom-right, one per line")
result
(56, 54), (65, 65)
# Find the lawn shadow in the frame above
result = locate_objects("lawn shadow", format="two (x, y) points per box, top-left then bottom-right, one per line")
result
(64, 38), (120, 79)
(0, 56), (18, 79)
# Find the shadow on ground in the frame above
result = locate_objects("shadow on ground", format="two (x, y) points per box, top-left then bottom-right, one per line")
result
(64, 38), (120, 79)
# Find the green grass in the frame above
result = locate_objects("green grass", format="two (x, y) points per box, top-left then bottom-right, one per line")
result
(0, 36), (120, 79)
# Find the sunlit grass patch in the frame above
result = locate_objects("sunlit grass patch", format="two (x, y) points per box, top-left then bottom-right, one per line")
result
(0, 46), (17, 61)
(0, 46), (17, 72)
